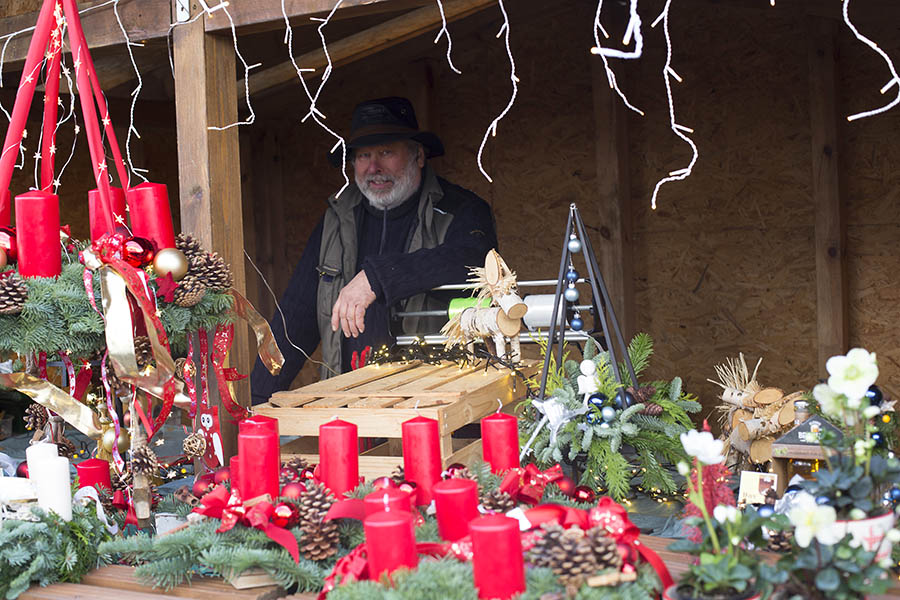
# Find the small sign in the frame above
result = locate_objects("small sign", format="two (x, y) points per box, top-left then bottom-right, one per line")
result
(774, 416), (843, 446)
(738, 471), (778, 505)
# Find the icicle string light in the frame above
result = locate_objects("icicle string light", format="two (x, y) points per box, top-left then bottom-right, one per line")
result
(112, 0), (148, 185)
(281, 0), (350, 198)
(433, 0), (461, 74)
(649, 0), (697, 210)
(476, 0), (518, 183)
(590, 0), (644, 116)
(842, 0), (900, 122)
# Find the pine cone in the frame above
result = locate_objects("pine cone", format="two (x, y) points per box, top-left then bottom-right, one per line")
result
(175, 233), (204, 259)
(640, 403), (664, 416)
(766, 530), (793, 553)
(56, 435), (77, 459)
(183, 431), (207, 458)
(173, 275), (207, 308)
(190, 252), (233, 290)
(104, 356), (129, 396)
(530, 523), (620, 589)
(481, 489), (516, 513)
(24, 403), (48, 431)
(0, 273), (27, 315)
(132, 444), (158, 475)
(285, 457), (309, 473)
(450, 466), (477, 481)
(112, 468), (133, 493)
(391, 465), (405, 485)
(585, 526), (622, 571)
(134, 336), (155, 370)
(174, 357), (187, 382)
(628, 385), (656, 405)
(300, 482), (336, 521)
(299, 483), (339, 561)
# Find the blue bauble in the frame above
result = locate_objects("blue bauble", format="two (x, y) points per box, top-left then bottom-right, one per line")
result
(586, 412), (598, 424)
(567, 236), (582, 254)
(866, 384), (884, 406)
(570, 316), (584, 331)
(601, 406), (616, 422)
(564, 286), (580, 303)
(565, 268), (579, 283)
(588, 393), (608, 409)
(890, 487), (900, 502)
(785, 484), (803, 494)
(872, 431), (885, 448)
(757, 505), (775, 518)
(615, 389), (634, 409)
(815, 495), (831, 505)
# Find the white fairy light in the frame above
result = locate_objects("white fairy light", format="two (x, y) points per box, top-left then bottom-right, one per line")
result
(590, 0), (644, 116)
(649, 0), (697, 210)
(842, 0), (900, 122)
(476, 0), (518, 183)
(433, 0), (461, 75)
(281, 0), (350, 198)
(111, 0), (148, 184)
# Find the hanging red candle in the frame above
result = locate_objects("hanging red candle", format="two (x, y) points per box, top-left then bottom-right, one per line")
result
(481, 413), (520, 473)
(433, 478), (480, 541)
(75, 457), (111, 492)
(364, 487), (412, 516)
(88, 187), (127, 242)
(364, 509), (418, 580)
(238, 415), (280, 500)
(126, 182), (176, 250)
(401, 416), (442, 506)
(469, 515), (526, 599)
(0, 190), (8, 229)
(319, 419), (359, 496)
(15, 191), (60, 278)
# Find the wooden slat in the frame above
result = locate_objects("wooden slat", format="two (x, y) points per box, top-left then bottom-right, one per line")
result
(290, 362), (421, 393)
(257, 405), (443, 437)
(79, 566), (284, 599)
(445, 438), (483, 466)
(386, 364), (480, 395)
(303, 396), (356, 408)
(346, 396), (408, 409)
(807, 15), (847, 376)
(19, 583), (184, 600)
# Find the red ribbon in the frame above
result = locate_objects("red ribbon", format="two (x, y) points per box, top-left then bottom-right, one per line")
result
(498, 463), (564, 505)
(211, 323), (250, 421)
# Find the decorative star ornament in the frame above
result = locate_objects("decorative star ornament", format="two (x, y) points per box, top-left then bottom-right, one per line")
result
(155, 272), (178, 303)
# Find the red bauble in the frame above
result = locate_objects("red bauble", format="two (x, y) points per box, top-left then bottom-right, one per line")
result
(298, 467), (316, 482)
(0, 227), (17, 261)
(554, 476), (576, 497)
(272, 502), (300, 528)
(192, 474), (217, 498)
(16, 461), (28, 478)
(573, 486), (596, 504)
(280, 466), (300, 484)
(213, 467), (231, 485)
(280, 481), (307, 499)
(617, 542), (635, 565)
(123, 237), (155, 268)
(371, 476), (396, 491)
(442, 463), (468, 480)
(398, 480), (418, 496)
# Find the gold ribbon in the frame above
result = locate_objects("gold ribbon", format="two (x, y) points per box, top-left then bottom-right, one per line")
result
(0, 372), (102, 439)
(229, 289), (284, 376)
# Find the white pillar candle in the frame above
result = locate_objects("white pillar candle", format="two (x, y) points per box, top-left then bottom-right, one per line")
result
(33, 455), (72, 521)
(25, 442), (58, 482)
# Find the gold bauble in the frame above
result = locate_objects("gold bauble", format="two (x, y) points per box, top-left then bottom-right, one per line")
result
(153, 248), (189, 281)
(101, 426), (131, 454)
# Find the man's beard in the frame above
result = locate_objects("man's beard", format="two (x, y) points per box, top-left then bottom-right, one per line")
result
(356, 155), (421, 210)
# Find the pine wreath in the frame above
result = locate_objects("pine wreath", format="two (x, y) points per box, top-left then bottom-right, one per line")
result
(298, 482), (340, 561)
(0, 273), (28, 315)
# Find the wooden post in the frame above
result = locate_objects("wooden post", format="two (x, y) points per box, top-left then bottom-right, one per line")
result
(590, 58), (634, 340)
(807, 16), (847, 376)
(172, 3), (249, 461)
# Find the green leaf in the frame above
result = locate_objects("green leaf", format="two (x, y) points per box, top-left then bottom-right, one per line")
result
(815, 568), (840, 591)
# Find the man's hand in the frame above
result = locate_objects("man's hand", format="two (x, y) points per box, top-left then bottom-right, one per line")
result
(331, 270), (376, 338)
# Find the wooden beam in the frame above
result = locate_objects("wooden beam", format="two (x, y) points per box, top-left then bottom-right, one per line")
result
(807, 16), (847, 376)
(241, 0), (497, 96)
(173, 5), (248, 461)
(590, 57), (634, 340)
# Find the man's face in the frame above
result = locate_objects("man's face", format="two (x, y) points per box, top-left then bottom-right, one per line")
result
(353, 139), (424, 210)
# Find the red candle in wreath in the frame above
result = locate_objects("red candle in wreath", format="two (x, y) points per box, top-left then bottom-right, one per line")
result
(75, 457), (111, 492)
(237, 415), (280, 500)
(319, 419), (359, 496)
(364, 487), (412, 516)
(401, 416), (442, 505)
(481, 412), (520, 472)
(363, 509), (418, 579)
(433, 478), (480, 541)
(88, 187), (126, 242)
(15, 190), (60, 278)
(469, 514), (526, 599)
(126, 182), (175, 250)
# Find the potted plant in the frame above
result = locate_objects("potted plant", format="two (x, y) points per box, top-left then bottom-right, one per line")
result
(665, 429), (770, 600)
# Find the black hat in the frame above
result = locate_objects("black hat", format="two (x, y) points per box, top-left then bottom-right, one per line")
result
(328, 97), (444, 167)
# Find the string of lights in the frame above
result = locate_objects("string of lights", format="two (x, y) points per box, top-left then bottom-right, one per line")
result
(112, 0), (149, 185)
(476, 0), (517, 183)
(649, 0), (697, 211)
(590, 0), (645, 116)
(841, 0), (900, 122)
(433, 0), (461, 75)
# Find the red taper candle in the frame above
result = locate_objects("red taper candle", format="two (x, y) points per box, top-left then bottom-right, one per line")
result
(237, 415), (280, 500)
(15, 191), (60, 277)
(433, 478), (480, 541)
(482, 413), (520, 473)
(401, 416), (442, 505)
(364, 509), (418, 579)
(0, 190), (9, 228)
(75, 457), (111, 492)
(229, 454), (242, 495)
(319, 419), (359, 496)
(88, 187), (127, 241)
(126, 182), (176, 250)
(364, 487), (412, 516)
(470, 515), (526, 599)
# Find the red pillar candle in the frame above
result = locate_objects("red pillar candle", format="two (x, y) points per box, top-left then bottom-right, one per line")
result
(229, 454), (242, 495)
(482, 413), (520, 472)
(15, 191), (60, 278)
(75, 457), (111, 492)
(319, 419), (359, 496)
(364, 487), (412, 516)
(364, 509), (418, 579)
(88, 187), (127, 241)
(402, 416), (442, 506)
(433, 478), (480, 541)
(237, 415), (280, 500)
(0, 190), (9, 228)
(126, 182), (175, 250)
(469, 515), (526, 599)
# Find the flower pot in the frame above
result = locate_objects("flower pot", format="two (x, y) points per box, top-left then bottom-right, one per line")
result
(834, 511), (895, 561)
(663, 585), (761, 600)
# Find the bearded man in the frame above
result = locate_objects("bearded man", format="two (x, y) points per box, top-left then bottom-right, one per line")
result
(251, 97), (497, 402)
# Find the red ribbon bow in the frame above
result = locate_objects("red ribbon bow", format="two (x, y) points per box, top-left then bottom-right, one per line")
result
(498, 463), (564, 505)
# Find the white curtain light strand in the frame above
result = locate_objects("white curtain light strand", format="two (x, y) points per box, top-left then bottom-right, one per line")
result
(590, 0), (644, 116)
(281, 0), (350, 199)
(649, 0), (697, 211)
(54, 53), (81, 194)
(112, 0), (149, 185)
(433, 0), (462, 75)
(842, 0), (900, 122)
(476, 0), (518, 183)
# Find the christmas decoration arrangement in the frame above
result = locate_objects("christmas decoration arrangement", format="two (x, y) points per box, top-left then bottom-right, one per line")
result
(520, 334), (701, 501)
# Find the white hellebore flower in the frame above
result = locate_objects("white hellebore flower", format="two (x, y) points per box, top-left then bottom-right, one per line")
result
(813, 383), (843, 419)
(864, 405), (881, 419)
(677, 461), (690, 476)
(787, 492), (841, 548)
(679, 430), (725, 465)
(826, 348), (878, 404)
(713, 505), (739, 524)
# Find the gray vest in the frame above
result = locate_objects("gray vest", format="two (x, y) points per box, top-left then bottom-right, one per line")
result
(316, 165), (454, 379)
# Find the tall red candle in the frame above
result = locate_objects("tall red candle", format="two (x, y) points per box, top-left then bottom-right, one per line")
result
(126, 182), (176, 250)
(364, 509), (418, 579)
(238, 415), (280, 500)
(229, 454), (242, 495)
(401, 416), (442, 506)
(88, 187), (127, 241)
(0, 190), (8, 227)
(364, 487), (412, 516)
(75, 457), (111, 491)
(482, 413), (520, 472)
(470, 515), (526, 599)
(15, 191), (60, 278)
(433, 478), (480, 541)
(319, 419), (359, 496)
